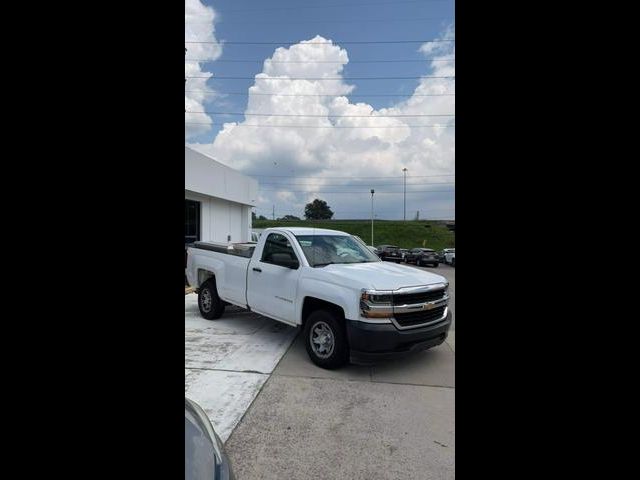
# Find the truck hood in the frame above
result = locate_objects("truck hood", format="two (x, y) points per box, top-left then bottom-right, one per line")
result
(318, 262), (447, 291)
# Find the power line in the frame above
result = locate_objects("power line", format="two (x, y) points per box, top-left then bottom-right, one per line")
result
(205, 1), (449, 14)
(325, 208), (456, 213)
(257, 189), (454, 194)
(185, 75), (454, 80)
(185, 58), (454, 63)
(184, 39), (454, 45)
(250, 174), (454, 178)
(259, 181), (455, 186)
(254, 204), (454, 210)
(185, 122), (454, 128)
(186, 111), (455, 118)
(185, 91), (455, 97)
(186, 17), (454, 25)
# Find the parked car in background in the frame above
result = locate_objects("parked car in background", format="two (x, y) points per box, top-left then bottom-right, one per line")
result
(353, 235), (378, 255)
(445, 249), (455, 266)
(438, 248), (454, 263)
(440, 248), (455, 266)
(185, 397), (234, 480)
(406, 248), (440, 267)
(376, 245), (403, 262)
(399, 249), (409, 262)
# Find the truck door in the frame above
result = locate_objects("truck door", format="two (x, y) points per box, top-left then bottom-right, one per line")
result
(247, 232), (301, 325)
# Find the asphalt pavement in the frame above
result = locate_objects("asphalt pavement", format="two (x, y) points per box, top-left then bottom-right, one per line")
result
(225, 262), (455, 480)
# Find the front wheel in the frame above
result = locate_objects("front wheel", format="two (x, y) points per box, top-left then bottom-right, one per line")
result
(198, 279), (226, 320)
(432, 262), (439, 268)
(304, 310), (349, 369)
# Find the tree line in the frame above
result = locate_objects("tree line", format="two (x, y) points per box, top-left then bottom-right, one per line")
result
(252, 198), (334, 221)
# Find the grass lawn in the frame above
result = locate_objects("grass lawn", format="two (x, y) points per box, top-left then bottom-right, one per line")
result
(252, 219), (454, 250)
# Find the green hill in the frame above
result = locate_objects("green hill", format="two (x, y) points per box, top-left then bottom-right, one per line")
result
(252, 219), (455, 250)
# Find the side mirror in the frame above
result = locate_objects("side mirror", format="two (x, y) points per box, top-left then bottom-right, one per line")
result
(285, 259), (299, 269)
(270, 253), (299, 269)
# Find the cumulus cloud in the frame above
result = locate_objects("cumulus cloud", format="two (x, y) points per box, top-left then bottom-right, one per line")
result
(189, 26), (455, 220)
(185, 0), (222, 138)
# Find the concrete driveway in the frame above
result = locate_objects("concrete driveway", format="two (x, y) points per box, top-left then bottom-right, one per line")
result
(185, 294), (298, 442)
(225, 263), (455, 480)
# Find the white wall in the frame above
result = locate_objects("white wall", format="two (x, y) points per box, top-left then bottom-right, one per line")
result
(185, 146), (258, 244)
(186, 190), (252, 243)
(185, 146), (258, 207)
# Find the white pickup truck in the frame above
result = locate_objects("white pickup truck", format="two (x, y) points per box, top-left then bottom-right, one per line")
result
(186, 227), (452, 369)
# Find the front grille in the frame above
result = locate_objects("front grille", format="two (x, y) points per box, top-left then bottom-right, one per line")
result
(394, 306), (447, 327)
(393, 289), (446, 305)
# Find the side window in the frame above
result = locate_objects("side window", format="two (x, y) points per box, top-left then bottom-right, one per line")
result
(261, 233), (299, 268)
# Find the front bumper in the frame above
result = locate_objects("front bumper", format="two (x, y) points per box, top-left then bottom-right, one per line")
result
(346, 310), (452, 365)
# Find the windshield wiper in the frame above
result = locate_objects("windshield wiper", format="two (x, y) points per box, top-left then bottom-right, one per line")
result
(313, 260), (373, 267)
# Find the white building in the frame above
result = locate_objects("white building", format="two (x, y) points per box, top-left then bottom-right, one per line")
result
(185, 146), (258, 245)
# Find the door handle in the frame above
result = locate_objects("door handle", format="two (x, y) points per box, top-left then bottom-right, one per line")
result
(252, 267), (262, 273)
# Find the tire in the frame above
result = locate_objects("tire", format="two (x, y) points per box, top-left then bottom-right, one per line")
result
(432, 263), (439, 268)
(417, 258), (422, 267)
(198, 279), (225, 320)
(451, 258), (455, 267)
(304, 309), (349, 369)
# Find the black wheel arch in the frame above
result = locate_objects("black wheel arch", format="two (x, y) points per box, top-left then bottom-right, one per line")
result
(301, 297), (346, 326)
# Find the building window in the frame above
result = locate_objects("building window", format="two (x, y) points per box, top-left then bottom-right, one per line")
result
(185, 199), (200, 245)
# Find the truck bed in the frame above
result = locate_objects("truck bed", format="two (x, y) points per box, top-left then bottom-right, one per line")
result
(187, 242), (254, 307)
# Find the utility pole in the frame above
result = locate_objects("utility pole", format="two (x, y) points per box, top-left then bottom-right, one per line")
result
(370, 189), (375, 245)
(402, 167), (408, 221)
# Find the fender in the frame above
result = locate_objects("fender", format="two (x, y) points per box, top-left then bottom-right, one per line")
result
(296, 276), (359, 325)
(187, 251), (244, 306)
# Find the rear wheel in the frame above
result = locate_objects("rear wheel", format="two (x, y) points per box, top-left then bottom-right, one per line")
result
(198, 279), (225, 320)
(304, 310), (349, 369)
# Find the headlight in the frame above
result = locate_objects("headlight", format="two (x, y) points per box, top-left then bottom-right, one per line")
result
(361, 292), (392, 303)
(360, 290), (393, 318)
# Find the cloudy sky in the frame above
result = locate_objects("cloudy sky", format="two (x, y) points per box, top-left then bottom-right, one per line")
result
(186, 0), (454, 220)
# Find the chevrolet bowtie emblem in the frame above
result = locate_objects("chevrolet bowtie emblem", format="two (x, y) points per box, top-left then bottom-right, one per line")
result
(424, 303), (435, 310)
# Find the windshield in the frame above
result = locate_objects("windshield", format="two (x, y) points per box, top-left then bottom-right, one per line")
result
(295, 235), (381, 267)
